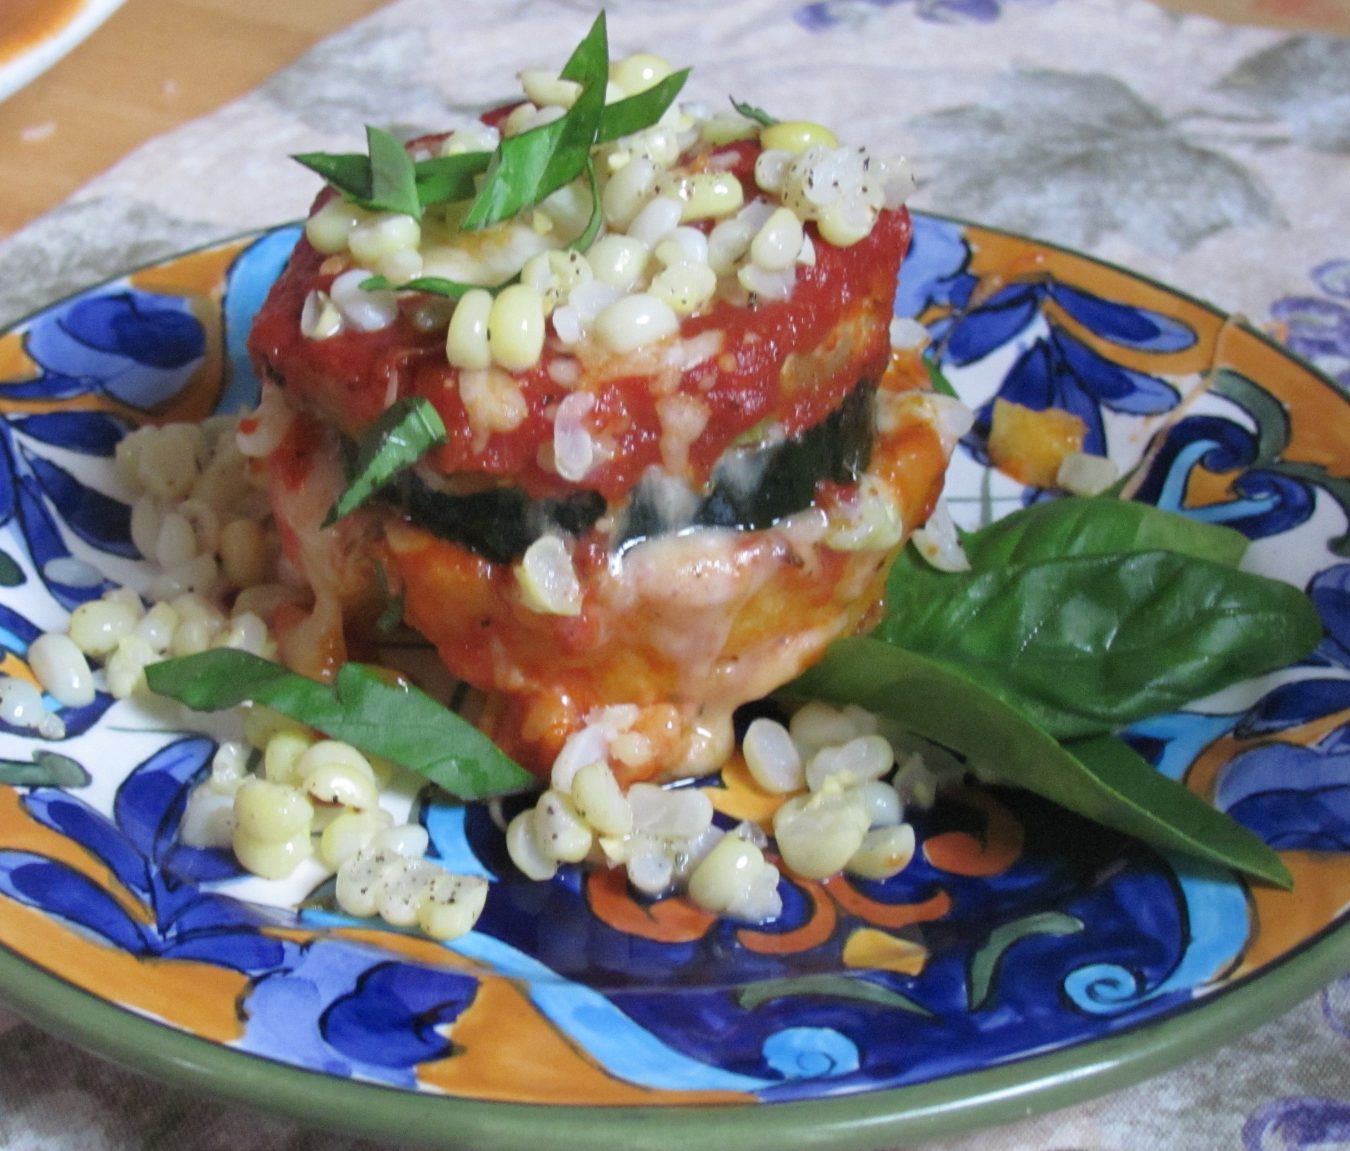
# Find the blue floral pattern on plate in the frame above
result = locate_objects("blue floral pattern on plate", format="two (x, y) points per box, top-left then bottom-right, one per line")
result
(0, 219), (1345, 1137)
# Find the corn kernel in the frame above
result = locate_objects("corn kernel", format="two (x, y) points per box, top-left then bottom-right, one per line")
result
(220, 518), (270, 588)
(302, 759), (381, 812)
(532, 789), (593, 863)
(234, 778), (313, 841)
(772, 782), (871, 879)
(305, 198), (368, 255)
(585, 234), (650, 290)
(263, 729), (316, 786)
(445, 289), (493, 370)
(571, 761), (633, 837)
(691, 836), (766, 917)
(846, 823), (917, 880)
(233, 830), (312, 880)
(418, 872), (489, 941)
(601, 156), (657, 230)
(595, 293), (679, 353)
(677, 173), (744, 222)
(514, 534), (583, 616)
(609, 53), (673, 97)
(761, 120), (840, 155)
(488, 283), (546, 371)
(69, 598), (140, 659)
(348, 212), (421, 265)
(750, 207), (805, 272)
(520, 69), (581, 109)
(319, 808), (394, 870)
(507, 809), (558, 881)
(28, 633), (95, 708)
(743, 718), (804, 794)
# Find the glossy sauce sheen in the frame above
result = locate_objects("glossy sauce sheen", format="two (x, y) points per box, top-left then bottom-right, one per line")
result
(249, 143), (910, 502)
(252, 133), (947, 780)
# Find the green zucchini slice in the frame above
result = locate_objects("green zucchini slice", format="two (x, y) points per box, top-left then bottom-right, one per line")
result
(390, 380), (876, 562)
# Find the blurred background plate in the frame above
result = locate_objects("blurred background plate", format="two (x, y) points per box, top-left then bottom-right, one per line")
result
(0, 0), (125, 104)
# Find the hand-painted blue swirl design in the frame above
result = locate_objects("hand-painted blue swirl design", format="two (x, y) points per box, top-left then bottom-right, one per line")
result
(1239, 565), (1349, 738)
(1062, 854), (1249, 1015)
(322, 961), (476, 1068)
(219, 227), (300, 415)
(897, 215), (1187, 464)
(894, 215), (977, 320)
(11, 289), (203, 409)
(762, 1027), (860, 1079)
(973, 325), (1179, 455)
(1215, 739), (1350, 851)
(1133, 414), (1317, 541)
(0, 414), (128, 611)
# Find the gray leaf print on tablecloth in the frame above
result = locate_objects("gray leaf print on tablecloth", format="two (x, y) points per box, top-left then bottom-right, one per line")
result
(259, 24), (469, 136)
(1217, 37), (1350, 154)
(909, 69), (1276, 256)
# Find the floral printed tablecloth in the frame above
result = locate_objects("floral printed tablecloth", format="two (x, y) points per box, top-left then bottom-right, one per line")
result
(0, 0), (1346, 1147)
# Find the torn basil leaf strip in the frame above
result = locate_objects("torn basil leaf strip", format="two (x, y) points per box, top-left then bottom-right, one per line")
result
(326, 397), (447, 524)
(358, 274), (494, 300)
(462, 12), (609, 230)
(291, 151), (373, 203)
(365, 125), (422, 218)
(732, 98), (777, 126)
(597, 69), (691, 142)
(413, 150), (493, 206)
(145, 650), (535, 800)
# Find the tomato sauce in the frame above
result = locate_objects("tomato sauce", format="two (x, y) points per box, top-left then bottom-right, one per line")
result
(247, 140), (910, 505)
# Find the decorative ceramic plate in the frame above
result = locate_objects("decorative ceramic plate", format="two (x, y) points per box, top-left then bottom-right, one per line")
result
(0, 0), (125, 103)
(0, 216), (1346, 1150)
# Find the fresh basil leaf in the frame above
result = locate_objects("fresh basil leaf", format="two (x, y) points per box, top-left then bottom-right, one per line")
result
(569, 157), (603, 253)
(365, 125), (421, 218)
(787, 637), (1291, 887)
(878, 549), (1322, 740)
(327, 397), (447, 524)
(597, 69), (691, 142)
(413, 150), (493, 206)
(359, 274), (490, 300)
(559, 10), (609, 84)
(732, 98), (777, 126)
(292, 151), (372, 202)
(146, 650), (534, 800)
(462, 14), (609, 230)
(294, 131), (425, 216)
(960, 496), (1250, 570)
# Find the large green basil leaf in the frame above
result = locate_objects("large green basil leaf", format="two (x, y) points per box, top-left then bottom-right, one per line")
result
(961, 497), (1249, 569)
(146, 650), (534, 800)
(786, 637), (1291, 887)
(879, 547), (1321, 739)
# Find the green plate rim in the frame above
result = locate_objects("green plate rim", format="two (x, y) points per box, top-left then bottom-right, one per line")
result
(0, 217), (1346, 1147)
(0, 921), (1346, 1149)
